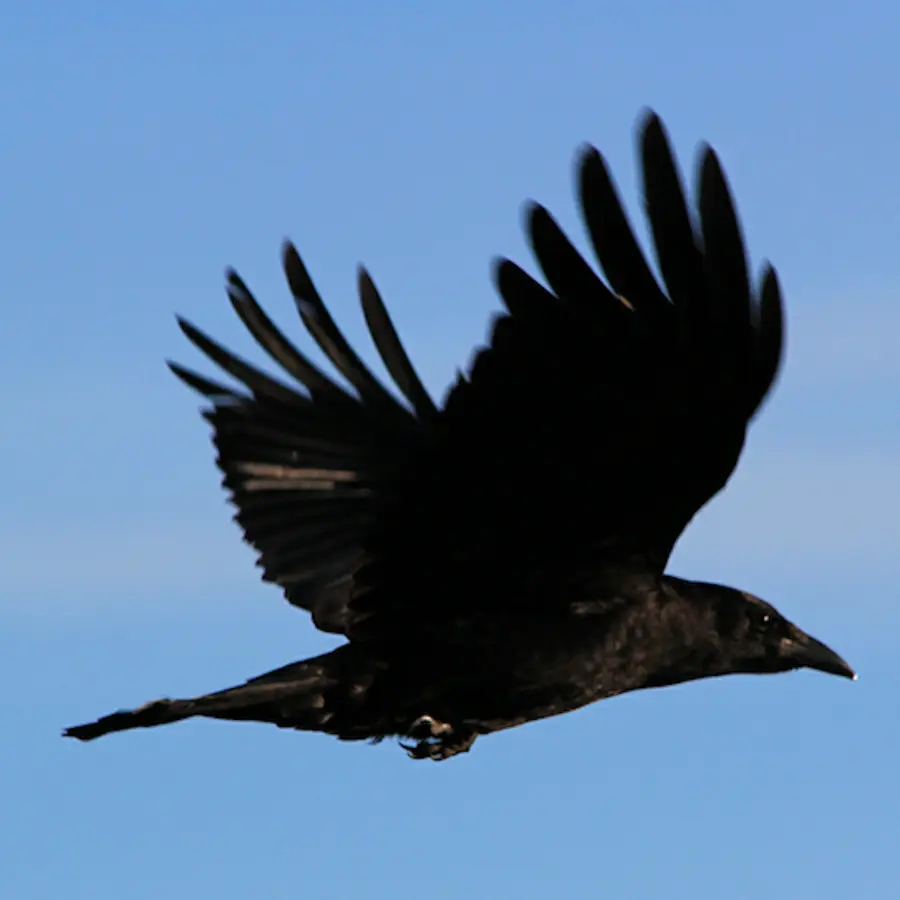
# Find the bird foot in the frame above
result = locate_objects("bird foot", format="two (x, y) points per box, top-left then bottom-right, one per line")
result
(400, 715), (476, 761)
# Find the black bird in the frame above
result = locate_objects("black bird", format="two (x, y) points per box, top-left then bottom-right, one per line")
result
(64, 110), (854, 761)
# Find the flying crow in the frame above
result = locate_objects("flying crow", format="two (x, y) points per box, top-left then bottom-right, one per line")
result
(64, 110), (855, 761)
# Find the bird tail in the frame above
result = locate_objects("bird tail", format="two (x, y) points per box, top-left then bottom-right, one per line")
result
(63, 646), (386, 743)
(63, 696), (206, 741)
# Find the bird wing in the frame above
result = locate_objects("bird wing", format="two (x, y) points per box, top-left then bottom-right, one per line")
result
(169, 246), (436, 634)
(170, 110), (783, 643)
(343, 111), (784, 640)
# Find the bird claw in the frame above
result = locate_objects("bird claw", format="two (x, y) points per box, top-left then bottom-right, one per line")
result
(400, 715), (476, 761)
(408, 714), (453, 738)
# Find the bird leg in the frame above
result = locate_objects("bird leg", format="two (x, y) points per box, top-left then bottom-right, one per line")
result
(399, 715), (477, 761)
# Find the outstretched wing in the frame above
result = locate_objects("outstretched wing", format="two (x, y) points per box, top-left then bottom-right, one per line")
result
(345, 110), (784, 640)
(169, 244), (436, 634)
(170, 110), (783, 644)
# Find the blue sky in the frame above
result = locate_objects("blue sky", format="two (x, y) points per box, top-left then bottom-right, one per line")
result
(3, 2), (899, 897)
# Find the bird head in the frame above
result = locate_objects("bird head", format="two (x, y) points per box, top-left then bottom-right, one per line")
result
(708, 586), (856, 681)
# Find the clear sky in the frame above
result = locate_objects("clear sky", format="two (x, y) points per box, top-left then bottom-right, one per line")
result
(3, 2), (899, 898)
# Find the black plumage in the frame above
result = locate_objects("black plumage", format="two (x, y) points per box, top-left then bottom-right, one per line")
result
(64, 110), (854, 761)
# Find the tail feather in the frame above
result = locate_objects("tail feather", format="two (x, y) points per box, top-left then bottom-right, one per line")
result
(63, 697), (199, 741)
(63, 653), (370, 742)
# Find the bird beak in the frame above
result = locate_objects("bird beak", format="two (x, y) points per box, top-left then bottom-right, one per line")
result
(781, 629), (856, 680)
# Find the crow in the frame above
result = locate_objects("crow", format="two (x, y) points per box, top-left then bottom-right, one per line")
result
(64, 110), (855, 761)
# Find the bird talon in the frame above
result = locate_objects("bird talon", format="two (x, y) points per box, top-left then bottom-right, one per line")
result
(409, 714), (453, 738)
(399, 719), (476, 761)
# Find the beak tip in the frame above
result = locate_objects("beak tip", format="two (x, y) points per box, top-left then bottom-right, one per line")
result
(783, 632), (855, 682)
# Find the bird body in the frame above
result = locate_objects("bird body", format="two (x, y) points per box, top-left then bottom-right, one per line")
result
(65, 110), (854, 760)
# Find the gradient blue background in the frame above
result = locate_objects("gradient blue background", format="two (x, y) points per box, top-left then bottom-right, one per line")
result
(4, 2), (899, 897)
